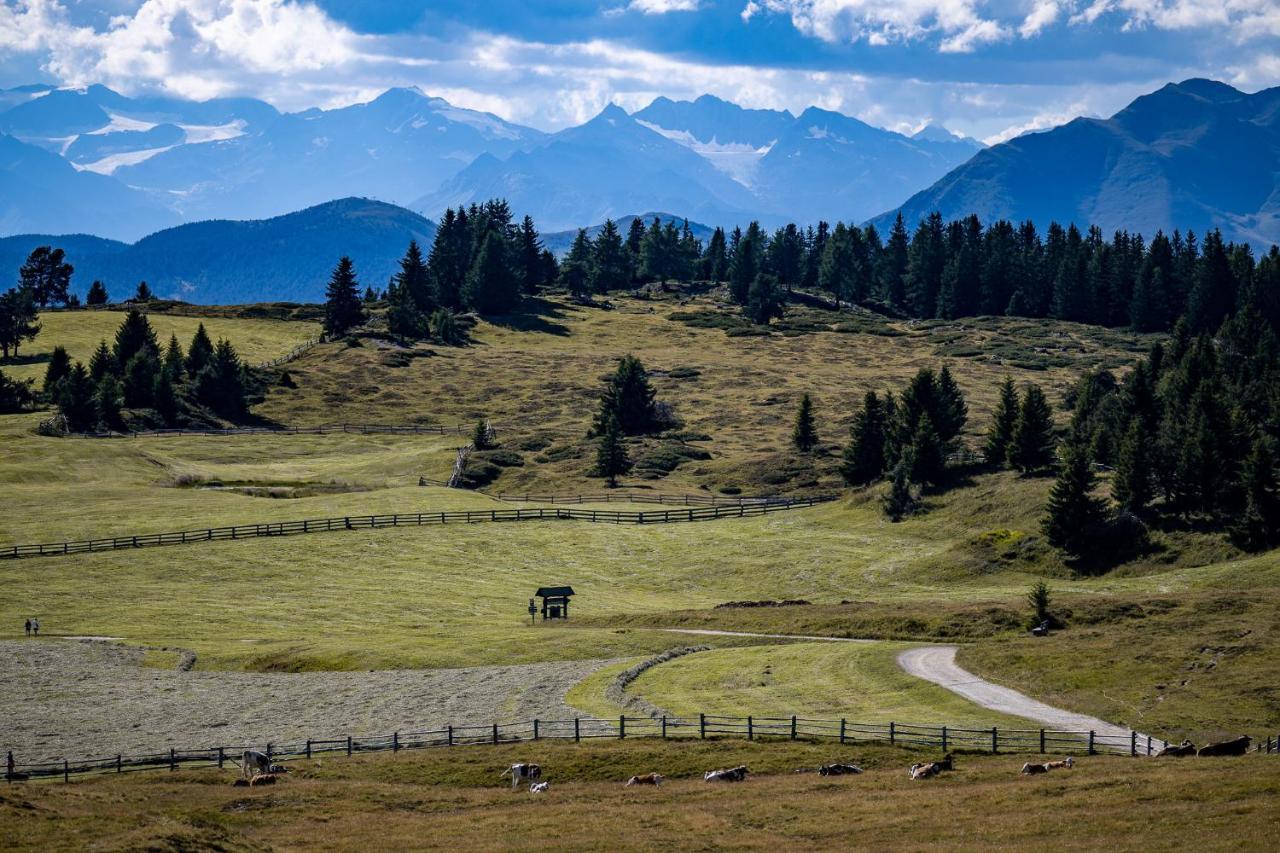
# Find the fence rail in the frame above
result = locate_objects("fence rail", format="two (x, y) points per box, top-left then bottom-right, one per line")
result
(5, 712), (1203, 784)
(0, 497), (832, 560)
(255, 337), (320, 370)
(69, 422), (475, 439)
(415, 483), (830, 508)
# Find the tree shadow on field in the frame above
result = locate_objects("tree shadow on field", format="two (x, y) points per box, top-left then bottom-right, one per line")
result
(0, 352), (50, 367)
(485, 297), (574, 337)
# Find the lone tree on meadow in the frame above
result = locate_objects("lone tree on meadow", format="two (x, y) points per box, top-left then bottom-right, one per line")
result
(1027, 581), (1053, 629)
(0, 286), (40, 358)
(19, 246), (73, 307)
(793, 393), (818, 452)
(134, 281), (153, 302)
(745, 272), (785, 325)
(594, 414), (632, 487)
(86, 280), (108, 306)
(1042, 445), (1107, 555)
(323, 256), (365, 338)
(594, 354), (658, 436)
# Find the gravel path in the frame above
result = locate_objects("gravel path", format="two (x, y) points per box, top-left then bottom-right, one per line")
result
(898, 645), (1158, 742)
(1, 639), (615, 762)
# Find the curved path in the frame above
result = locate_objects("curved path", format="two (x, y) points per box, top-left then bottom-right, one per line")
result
(660, 628), (1157, 744)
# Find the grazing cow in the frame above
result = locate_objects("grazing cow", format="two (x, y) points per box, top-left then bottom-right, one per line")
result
(818, 763), (863, 776)
(529, 781), (550, 794)
(501, 762), (543, 790)
(240, 750), (271, 779)
(1021, 757), (1073, 775)
(1197, 735), (1251, 757)
(249, 773), (277, 787)
(626, 773), (665, 786)
(1156, 740), (1197, 757)
(704, 766), (749, 782)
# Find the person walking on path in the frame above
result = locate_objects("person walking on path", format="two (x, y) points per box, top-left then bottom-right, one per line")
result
(24, 618), (30, 636)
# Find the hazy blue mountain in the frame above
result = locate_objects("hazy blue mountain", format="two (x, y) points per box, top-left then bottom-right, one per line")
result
(0, 198), (436, 304)
(542, 212), (716, 256)
(751, 107), (981, 225)
(875, 79), (1280, 249)
(912, 123), (985, 150)
(0, 133), (178, 242)
(416, 104), (766, 231)
(114, 87), (544, 221)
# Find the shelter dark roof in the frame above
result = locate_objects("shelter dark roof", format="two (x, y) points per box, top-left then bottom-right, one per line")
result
(535, 586), (575, 598)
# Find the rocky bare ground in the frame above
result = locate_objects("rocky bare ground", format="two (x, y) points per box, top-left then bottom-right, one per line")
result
(1, 639), (615, 762)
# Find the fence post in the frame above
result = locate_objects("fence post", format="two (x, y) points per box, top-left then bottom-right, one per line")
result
(218, 747), (225, 768)
(991, 727), (998, 754)
(117, 754), (122, 774)
(700, 713), (706, 739)
(840, 718), (846, 745)
(533, 719), (540, 741)
(1040, 729), (1046, 753)
(492, 724), (499, 745)
(791, 715), (798, 740)
(1088, 731), (1096, 755)
(941, 726), (948, 752)
(393, 732), (399, 752)
(64, 759), (69, 783)
(889, 722), (895, 746)
(619, 716), (626, 739)
(1147, 735), (1152, 756)
(266, 743), (272, 763)
(170, 748), (176, 772)
(347, 736), (353, 756)
(747, 716), (754, 741)
(661, 716), (667, 739)
(448, 726), (454, 747)
(1130, 731), (1137, 757)
(574, 718), (581, 743)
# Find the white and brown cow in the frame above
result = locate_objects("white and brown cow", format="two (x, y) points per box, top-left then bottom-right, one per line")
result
(501, 762), (543, 790)
(704, 765), (749, 782)
(1021, 757), (1073, 775)
(626, 773), (665, 786)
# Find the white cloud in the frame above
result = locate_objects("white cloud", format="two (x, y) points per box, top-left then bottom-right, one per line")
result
(741, 0), (1011, 49)
(1019, 0), (1061, 37)
(628, 0), (701, 13)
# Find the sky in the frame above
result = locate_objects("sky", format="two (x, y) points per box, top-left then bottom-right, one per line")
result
(0, 0), (1276, 143)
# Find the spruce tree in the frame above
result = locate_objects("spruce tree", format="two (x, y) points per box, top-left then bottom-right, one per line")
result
(196, 339), (248, 419)
(122, 350), (159, 408)
(909, 414), (946, 485)
(56, 362), (96, 432)
(703, 227), (728, 282)
(186, 324), (213, 376)
(86, 280), (108, 306)
(94, 373), (124, 431)
(0, 286), (40, 358)
(559, 229), (593, 298)
(464, 230), (519, 314)
(112, 309), (158, 367)
(876, 212), (909, 307)
(134, 281), (153, 302)
(163, 334), (184, 381)
(841, 391), (887, 485)
(745, 272), (785, 325)
(429, 308), (462, 345)
(1112, 419), (1153, 514)
(881, 454), (918, 521)
(1041, 445), (1107, 554)
(42, 345), (71, 396)
(386, 280), (428, 338)
(728, 222), (762, 304)
(590, 220), (630, 293)
(934, 365), (968, 446)
(323, 256), (365, 338)
(89, 340), (115, 382)
(1010, 385), (1055, 472)
(516, 215), (546, 294)
(793, 393), (817, 452)
(594, 354), (657, 436)
(985, 377), (1019, 467)
(0, 368), (34, 413)
(594, 414), (632, 487)
(1233, 436), (1279, 550)
(153, 370), (179, 425)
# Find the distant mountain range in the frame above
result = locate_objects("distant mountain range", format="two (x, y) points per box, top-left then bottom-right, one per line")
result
(0, 198), (436, 304)
(542, 212), (717, 257)
(877, 79), (1280, 248)
(0, 84), (980, 241)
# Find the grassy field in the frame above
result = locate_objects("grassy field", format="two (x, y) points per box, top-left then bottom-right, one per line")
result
(3, 740), (1276, 851)
(1, 308), (319, 384)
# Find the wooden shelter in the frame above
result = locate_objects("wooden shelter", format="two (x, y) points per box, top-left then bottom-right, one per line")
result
(535, 586), (575, 620)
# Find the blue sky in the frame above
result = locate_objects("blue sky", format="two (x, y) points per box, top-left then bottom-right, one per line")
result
(0, 1), (1276, 142)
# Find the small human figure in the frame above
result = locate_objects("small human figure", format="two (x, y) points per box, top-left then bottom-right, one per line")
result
(24, 618), (31, 637)
(31, 618), (39, 637)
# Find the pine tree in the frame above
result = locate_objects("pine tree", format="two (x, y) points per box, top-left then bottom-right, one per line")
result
(559, 229), (593, 298)
(363, 286), (379, 303)
(186, 324), (214, 376)
(934, 365), (968, 446)
(594, 354), (657, 436)
(153, 370), (179, 425)
(471, 418), (492, 450)
(703, 227), (728, 283)
(464, 230), (519, 314)
(386, 280), (428, 338)
(909, 414), (946, 485)
(818, 223), (856, 307)
(112, 309), (158, 367)
(122, 350), (159, 408)
(42, 345), (71, 396)
(1233, 436), (1279, 550)
(134, 281), (153, 302)
(396, 240), (435, 316)
(985, 377), (1019, 467)
(594, 414), (632, 487)
(590, 219), (631, 293)
(86, 280), (108, 306)
(18, 246), (73, 307)
(1112, 419), (1153, 514)
(94, 373), (124, 431)
(1010, 385), (1055, 472)
(428, 209), (470, 309)
(56, 362), (96, 432)
(196, 339), (248, 419)
(881, 454), (918, 521)
(516, 215), (546, 294)
(745, 272), (785, 325)
(323, 256), (365, 338)
(89, 340), (115, 382)
(429, 308), (462, 345)
(0, 286), (40, 358)
(728, 222), (762, 304)
(841, 391), (887, 485)
(163, 334), (184, 381)
(1041, 445), (1108, 554)
(793, 393), (817, 452)
(876, 212), (909, 307)
(0, 368), (35, 413)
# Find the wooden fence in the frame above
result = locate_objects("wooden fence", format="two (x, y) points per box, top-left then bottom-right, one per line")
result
(0, 497), (831, 560)
(415, 483), (828, 508)
(4, 712), (1192, 784)
(69, 422), (474, 439)
(255, 337), (320, 370)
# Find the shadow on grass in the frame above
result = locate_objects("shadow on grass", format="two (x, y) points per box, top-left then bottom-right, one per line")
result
(485, 297), (575, 336)
(0, 352), (51, 367)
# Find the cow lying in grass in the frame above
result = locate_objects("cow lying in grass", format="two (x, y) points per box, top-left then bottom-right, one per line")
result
(1197, 736), (1251, 757)
(626, 773), (664, 786)
(818, 763), (863, 776)
(529, 781), (550, 794)
(1156, 740), (1197, 757)
(501, 762), (542, 790)
(704, 766), (749, 782)
(909, 753), (954, 780)
(1021, 757), (1073, 775)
